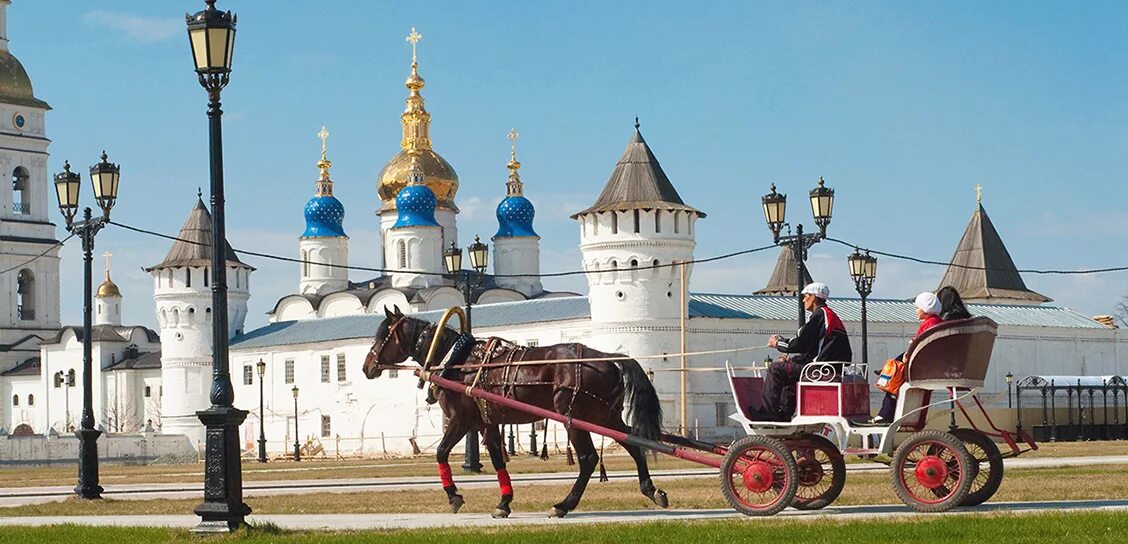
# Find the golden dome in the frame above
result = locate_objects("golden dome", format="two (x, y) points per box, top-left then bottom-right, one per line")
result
(0, 50), (50, 110)
(96, 277), (121, 298)
(377, 29), (458, 212)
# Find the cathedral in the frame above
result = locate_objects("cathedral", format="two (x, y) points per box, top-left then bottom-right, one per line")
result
(1, 12), (1125, 459)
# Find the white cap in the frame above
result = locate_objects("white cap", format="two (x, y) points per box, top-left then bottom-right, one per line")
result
(914, 292), (941, 315)
(801, 282), (830, 299)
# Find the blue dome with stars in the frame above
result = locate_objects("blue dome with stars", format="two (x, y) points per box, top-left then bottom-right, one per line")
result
(495, 196), (537, 238)
(393, 184), (440, 228)
(302, 195), (347, 238)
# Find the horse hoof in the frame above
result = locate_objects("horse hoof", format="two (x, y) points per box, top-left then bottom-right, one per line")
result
(492, 508), (511, 519)
(549, 507), (568, 518)
(449, 495), (465, 514)
(653, 489), (669, 508)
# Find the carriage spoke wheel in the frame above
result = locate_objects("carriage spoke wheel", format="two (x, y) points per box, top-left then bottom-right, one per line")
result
(720, 435), (798, 516)
(891, 430), (974, 513)
(951, 428), (1004, 506)
(787, 434), (847, 511)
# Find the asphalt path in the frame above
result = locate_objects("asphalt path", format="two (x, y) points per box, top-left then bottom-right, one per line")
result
(1, 499), (1127, 530)
(0, 455), (1125, 508)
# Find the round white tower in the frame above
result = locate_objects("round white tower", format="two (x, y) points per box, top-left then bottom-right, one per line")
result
(94, 252), (121, 326)
(147, 196), (254, 444)
(387, 154), (444, 289)
(299, 127), (349, 296)
(573, 121), (705, 324)
(492, 129), (543, 297)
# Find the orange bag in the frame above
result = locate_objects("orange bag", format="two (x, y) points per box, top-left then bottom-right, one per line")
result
(876, 358), (905, 395)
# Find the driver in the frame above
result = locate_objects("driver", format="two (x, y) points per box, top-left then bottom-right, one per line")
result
(758, 282), (852, 421)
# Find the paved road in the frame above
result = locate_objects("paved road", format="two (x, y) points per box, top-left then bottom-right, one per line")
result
(1, 499), (1127, 530)
(0, 455), (1125, 508)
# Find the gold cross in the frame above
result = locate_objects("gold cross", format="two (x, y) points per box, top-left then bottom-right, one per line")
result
(507, 128), (519, 159)
(318, 126), (329, 160)
(406, 27), (422, 64)
(976, 183), (982, 204)
(102, 251), (112, 276)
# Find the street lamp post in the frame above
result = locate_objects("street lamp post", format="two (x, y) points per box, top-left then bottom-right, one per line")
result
(292, 385), (301, 462)
(185, 0), (248, 533)
(761, 178), (836, 327)
(847, 250), (877, 367)
(256, 359), (267, 463)
(507, 424), (516, 456)
(1006, 372), (1014, 408)
(54, 152), (121, 501)
(529, 424), (538, 456)
(444, 236), (489, 473)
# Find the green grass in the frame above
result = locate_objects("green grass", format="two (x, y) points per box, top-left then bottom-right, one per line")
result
(0, 511), (1125, 543)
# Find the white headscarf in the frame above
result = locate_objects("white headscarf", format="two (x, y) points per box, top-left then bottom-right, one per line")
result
(914, 292), (941, 316)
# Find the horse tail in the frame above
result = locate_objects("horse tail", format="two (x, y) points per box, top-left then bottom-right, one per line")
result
(619, 358), (662, 442)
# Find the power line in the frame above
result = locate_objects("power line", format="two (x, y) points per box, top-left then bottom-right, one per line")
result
(0, 233), (74, 275)
(825, 237), (1128, 275)
(108, 220), (777, 278)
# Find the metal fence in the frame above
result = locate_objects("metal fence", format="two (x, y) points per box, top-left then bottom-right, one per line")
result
(1016, 375), (1128, 442)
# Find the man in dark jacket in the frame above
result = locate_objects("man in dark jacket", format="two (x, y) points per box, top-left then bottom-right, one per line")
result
(757, 282), (852, 420)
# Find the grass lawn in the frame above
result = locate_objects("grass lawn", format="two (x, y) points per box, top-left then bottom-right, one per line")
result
(3, 463), (1127, 517)
(1, 439), (1124, 489)
(0, 511), (1125, 543)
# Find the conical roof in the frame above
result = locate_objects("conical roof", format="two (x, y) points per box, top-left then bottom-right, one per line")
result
(145, 197), (253, 272)
(938, 204), (1049, 303)
(572, 123), (703, 218)
(755, 246), (814, 295)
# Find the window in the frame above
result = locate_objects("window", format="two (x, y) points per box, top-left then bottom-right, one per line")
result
(284, 359), (295, 384)
(633, 209), (640, 233)
(53, 372), (62, 388)
(321, 355), (331, 383)
(611, 212), (618, 234)
(12, 395), (18, 406)
(16, 269), (34, 320)
(185, 268), (191, 287)
(67, 369), (76, 387)
(336, 354), (347, 382)
(204, 267), (209, 287)
(397, 240), (407, 269)
(302, 250), (309, 277)
(655, 210), (661, 233)
(526, 339), (539, 347)
(321, 415), (331, 438)
(11, 166), (29, 215)
(674, 211), (681, 233)
(27, 394), (34, 406)
(166, 269), (173, 287)
(715, 402), (731, 428)
(243, 364), (253, 385)
(144, 386), (152, 398)
(592, 215), (599, 235)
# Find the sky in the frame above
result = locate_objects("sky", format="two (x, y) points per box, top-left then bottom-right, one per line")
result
(8, 1), (1128, 331)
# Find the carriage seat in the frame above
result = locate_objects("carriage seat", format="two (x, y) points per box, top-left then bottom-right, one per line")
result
(903, 316), (998, 389)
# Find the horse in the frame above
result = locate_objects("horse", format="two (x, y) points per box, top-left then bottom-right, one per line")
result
(363, 305), (669, 518)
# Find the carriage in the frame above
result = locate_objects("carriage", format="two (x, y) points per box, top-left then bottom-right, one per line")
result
(366, 309), (1036, 517)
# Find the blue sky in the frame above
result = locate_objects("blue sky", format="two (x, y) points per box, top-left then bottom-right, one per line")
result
(11, 1), (1128, 329)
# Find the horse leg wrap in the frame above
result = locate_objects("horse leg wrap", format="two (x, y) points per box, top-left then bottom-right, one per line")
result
(438, 462), (455, 488)
(496, 468), (513, 497)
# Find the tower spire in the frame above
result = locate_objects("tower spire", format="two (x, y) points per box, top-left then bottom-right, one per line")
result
(315, 126), (333, 197)
(976, 183), (983, 205)
(506, 128), (523, 197)
(401, 27), (432, 152)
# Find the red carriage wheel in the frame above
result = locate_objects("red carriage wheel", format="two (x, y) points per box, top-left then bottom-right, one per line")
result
(891, 430), (974, 512)
(720, 435), (798, 516)
(951, 428), (1004, 506)
(787, 434), (846, 510)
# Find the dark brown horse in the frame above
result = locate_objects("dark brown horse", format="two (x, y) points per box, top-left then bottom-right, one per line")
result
(363, 306), (668, 518)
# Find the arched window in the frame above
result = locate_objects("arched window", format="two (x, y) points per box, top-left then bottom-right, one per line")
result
(204, 267), (209, 287)
(166, 269), (173, 287)
(27, 394), (34, 406)
(12, 395), (18, 406)
(674, 211), (681, 234)
(397, 240), (407, 269)
(302, 250), (309, 277)
(185, 268), (191, 287)
(11, 166), (29, 215)
(16, 269), (34, 320)
(67, 369), (76, 386)
(633, 210), (640, 233)
(655, 211), (662, 233)
(611, 212), (619, 234)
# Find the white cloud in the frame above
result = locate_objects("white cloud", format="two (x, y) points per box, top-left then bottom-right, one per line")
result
(85, 10), (182, 44)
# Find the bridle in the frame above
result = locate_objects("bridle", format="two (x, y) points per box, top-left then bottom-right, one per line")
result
(371, 315), (408, 370)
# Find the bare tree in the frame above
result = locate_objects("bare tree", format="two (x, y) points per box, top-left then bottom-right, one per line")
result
(1116, 292), (1128, 328)
(105, 397), (142, 434)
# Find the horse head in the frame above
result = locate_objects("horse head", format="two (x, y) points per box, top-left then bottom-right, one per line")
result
(363, 305), (414, 379)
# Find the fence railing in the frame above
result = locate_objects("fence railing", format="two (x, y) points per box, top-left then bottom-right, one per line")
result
(1016, 375), (1128, 441)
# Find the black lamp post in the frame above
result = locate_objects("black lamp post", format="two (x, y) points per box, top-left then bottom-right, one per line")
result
(761, 178), (835, 327)
(847, 250), (877, 366)
(292, 385), (301, 462)
(507, 424), (516, 456)
(444, 236), (488, 473)
(185, 0), (248, 533)
(1006, 372), (1014, 408)
(54, 152), (121, 501)
(529, 424), (538, 456)
(256, 359), (267, 463)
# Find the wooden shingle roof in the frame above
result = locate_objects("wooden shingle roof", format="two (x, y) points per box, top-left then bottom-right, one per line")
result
(938, 204), (1049, 303)
(145, 198), (252, 272)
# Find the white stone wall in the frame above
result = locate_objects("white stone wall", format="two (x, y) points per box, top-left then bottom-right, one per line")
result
(386, 226), (444, 289)
(492, 236), (543, 297)
(299, 236), (349, 296)
(0, 432), (195, 466)
(94, 294), (122, 326)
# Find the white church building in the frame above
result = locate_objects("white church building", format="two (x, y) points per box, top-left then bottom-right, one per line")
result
(1, 9), (1125, 458)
